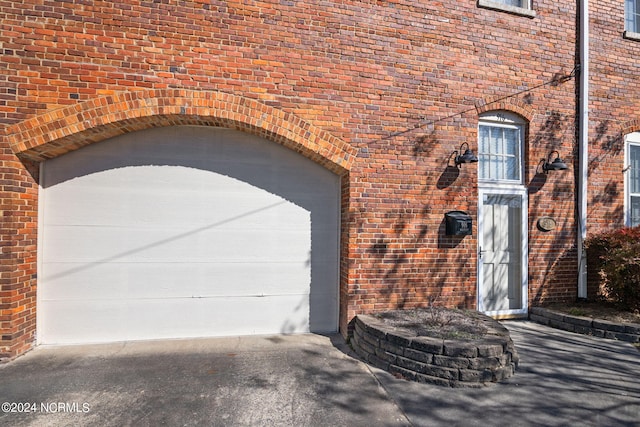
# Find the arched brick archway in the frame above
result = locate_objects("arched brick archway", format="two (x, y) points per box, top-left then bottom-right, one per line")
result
(622, 119), (640, 136)
(2, 89), (356, 359)
(6, 89), (356, 174)
(475, 97), (535, 123)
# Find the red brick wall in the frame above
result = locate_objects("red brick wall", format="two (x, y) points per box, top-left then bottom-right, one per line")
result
(588, 0), (636, 232)
(1, 0), (581, 359)
(582, 0), (640, 297)
(0, 138), (38, 361)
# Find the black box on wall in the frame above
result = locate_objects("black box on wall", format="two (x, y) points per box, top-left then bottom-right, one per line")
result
(445, 211), (472, 236)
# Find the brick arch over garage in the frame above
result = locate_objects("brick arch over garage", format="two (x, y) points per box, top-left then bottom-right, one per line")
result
(6, 89), (356, 174)
(3, 89), (357, 356)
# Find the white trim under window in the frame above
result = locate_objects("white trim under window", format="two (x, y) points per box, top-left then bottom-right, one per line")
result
(478, 112), (525, 185)
(625, 133), (640, 227)
(478, 0), (536, 18)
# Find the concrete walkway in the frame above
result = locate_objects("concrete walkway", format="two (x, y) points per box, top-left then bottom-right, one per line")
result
(0, 321), (638, 426)
(377, 321), (640, 427)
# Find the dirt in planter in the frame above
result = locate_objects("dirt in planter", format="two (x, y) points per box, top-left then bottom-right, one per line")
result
(374, 308), (489, 340)
(543, 301), (640, 325)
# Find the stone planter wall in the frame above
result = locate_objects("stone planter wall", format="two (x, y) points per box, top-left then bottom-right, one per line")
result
(351, 314), (519, 388)
(529, 307), (640, 343)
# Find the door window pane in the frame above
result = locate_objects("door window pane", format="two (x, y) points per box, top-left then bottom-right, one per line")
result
(478, 124), (522, 182)
(631, 196), (640, 227)
(479, 127), (490, 152)
(505, 129), (517, 154)
(630, 144), (640, 193)
(490, 128), (501, 153)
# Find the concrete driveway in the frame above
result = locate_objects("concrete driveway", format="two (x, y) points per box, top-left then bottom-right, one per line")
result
(1, 321), (638, 427)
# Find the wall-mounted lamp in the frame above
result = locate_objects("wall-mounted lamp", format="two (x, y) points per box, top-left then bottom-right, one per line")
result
(454, 142), (479, 166)
(542, 150), (568, 173)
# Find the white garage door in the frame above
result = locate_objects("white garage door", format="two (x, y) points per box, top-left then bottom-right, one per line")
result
(38, 126), (340, 345)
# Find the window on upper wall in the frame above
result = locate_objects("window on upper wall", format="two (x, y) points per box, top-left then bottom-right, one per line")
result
(478, 112), (525, 184)
(626, 134), (640, 227)
(626, 0), (640, 34)
(495, 0), (528, 7)
(478, 0), (535, 18)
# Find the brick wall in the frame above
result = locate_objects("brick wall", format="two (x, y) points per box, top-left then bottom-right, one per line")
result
(585, 0), (640, 297)
(0, 136), (38, 361)
(1, 0), (581, 359)
(588, 0), (639, 232)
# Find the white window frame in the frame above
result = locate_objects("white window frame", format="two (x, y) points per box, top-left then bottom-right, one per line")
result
(625, 133), (640, 227)
(478, 0), (536, 18)
(625, 0), (640, 40)
(478, 112), (525, 186)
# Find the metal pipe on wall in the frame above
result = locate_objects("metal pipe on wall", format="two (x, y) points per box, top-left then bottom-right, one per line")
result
(578, 0), (589, 299)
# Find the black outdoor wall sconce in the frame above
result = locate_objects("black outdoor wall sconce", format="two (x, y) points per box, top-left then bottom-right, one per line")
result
(542, 150), (569, 173)
(454, 142), (479, 167)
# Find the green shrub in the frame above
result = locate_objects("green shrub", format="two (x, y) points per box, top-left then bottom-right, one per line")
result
(585, 226), (640, 310)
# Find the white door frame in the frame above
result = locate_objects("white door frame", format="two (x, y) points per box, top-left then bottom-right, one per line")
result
(477, 186), (528, 318)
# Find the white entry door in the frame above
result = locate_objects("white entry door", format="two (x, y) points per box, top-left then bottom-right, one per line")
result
(478, 189), (528, 317)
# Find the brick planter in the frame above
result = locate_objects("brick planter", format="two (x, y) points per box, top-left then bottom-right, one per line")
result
(351, 313), (519, 387)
